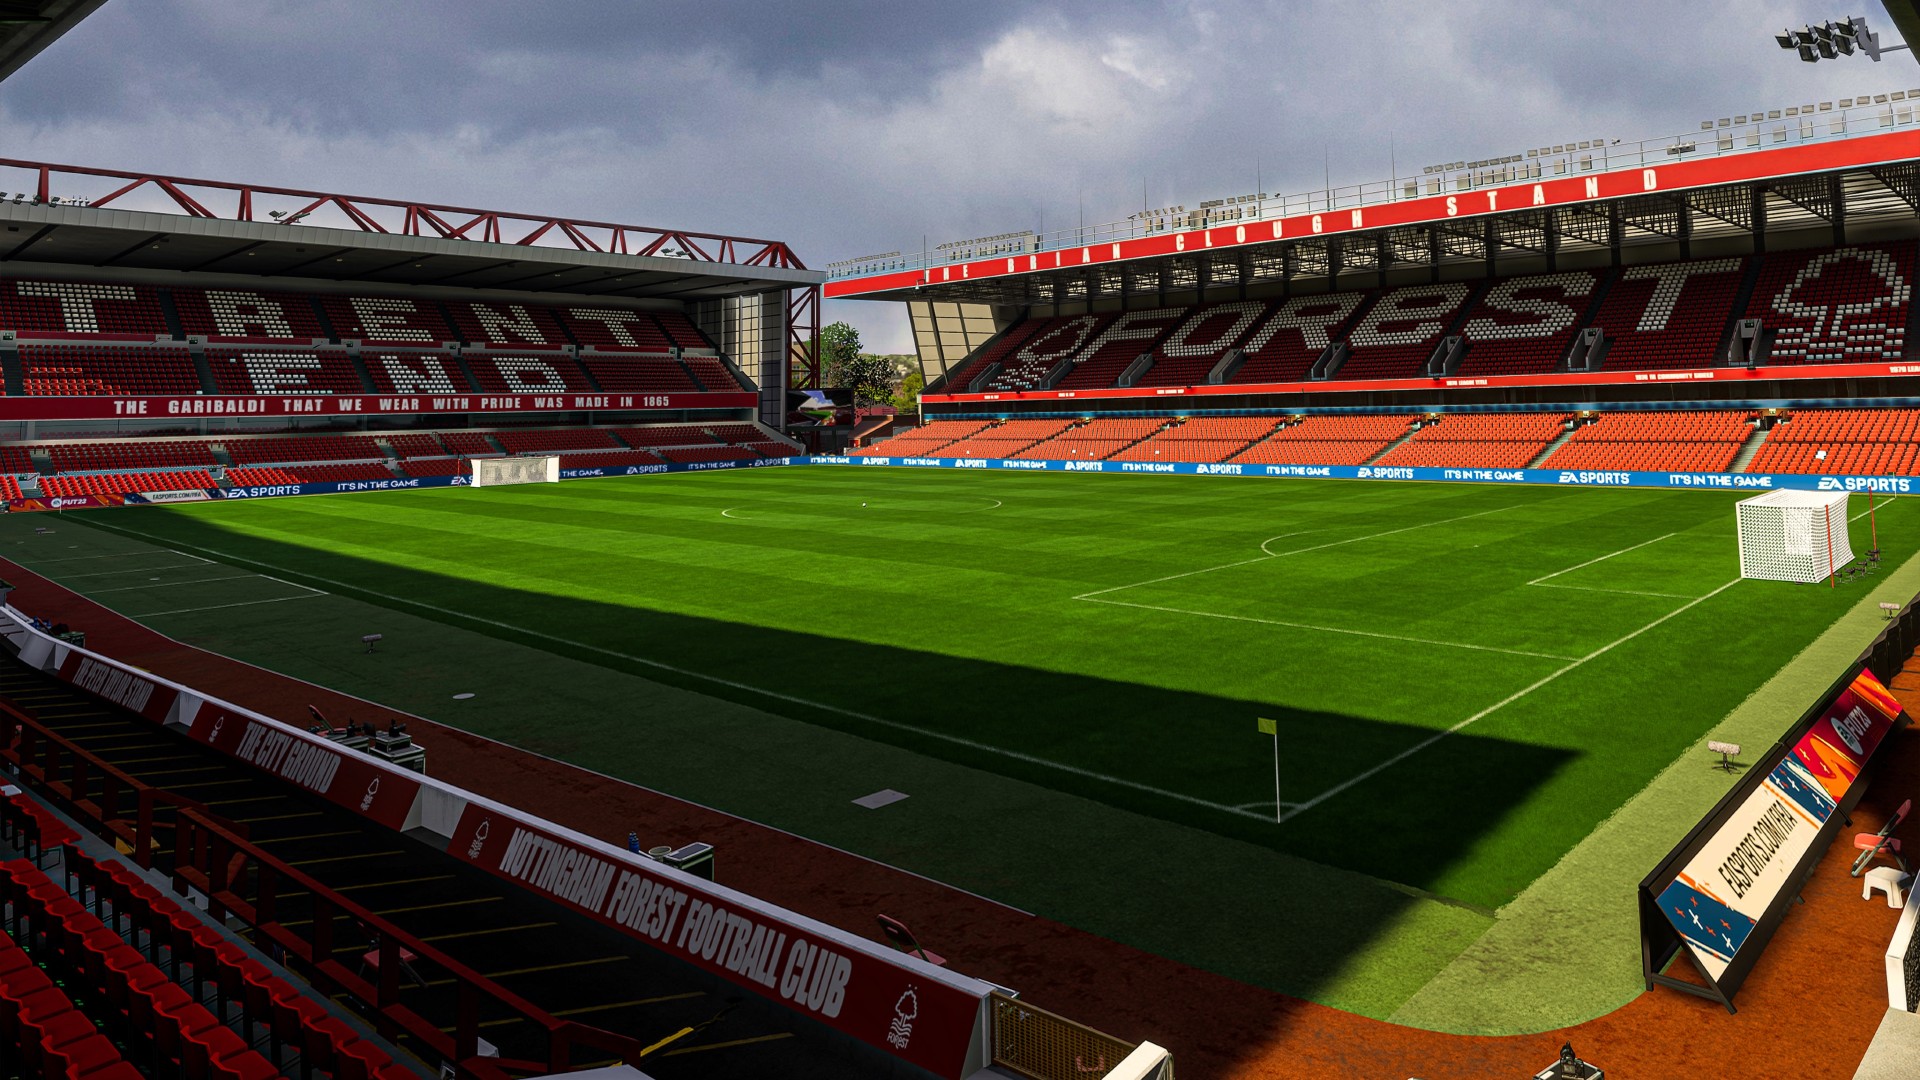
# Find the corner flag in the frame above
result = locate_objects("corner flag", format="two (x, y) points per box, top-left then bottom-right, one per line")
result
(1256, 717), (1280, 822)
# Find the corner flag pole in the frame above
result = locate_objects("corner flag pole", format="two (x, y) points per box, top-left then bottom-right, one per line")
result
(1257, 717), (1280, 822)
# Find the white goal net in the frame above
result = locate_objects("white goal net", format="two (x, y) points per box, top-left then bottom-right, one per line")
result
(471, 456), (560, 487)
(1736, 489), (1853, 583)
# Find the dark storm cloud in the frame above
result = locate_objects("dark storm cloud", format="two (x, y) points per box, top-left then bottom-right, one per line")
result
(1, 0), (1915, 350)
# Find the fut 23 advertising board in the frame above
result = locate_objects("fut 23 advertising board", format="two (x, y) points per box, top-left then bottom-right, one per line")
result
(1653, 669), (1903, 982)
(444, 807), (982, 1078)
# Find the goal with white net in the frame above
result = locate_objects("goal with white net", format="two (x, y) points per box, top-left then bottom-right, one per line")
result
(471, 456), (559, 488)
(1736, 489), (1852, 583)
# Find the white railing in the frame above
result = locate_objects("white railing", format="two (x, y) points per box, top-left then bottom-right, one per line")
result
(830, 97), (1920, 280)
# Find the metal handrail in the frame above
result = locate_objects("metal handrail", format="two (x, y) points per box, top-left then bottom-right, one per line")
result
(0, 697), (651, 1079)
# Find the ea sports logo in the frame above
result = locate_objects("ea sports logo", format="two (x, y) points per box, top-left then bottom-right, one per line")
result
(1818, 477), (1844, 491)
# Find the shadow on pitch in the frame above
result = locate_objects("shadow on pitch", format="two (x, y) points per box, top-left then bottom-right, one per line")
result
(43, 506), (1579, 1021)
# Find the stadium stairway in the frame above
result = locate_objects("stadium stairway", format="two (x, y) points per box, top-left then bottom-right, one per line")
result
(0, 344), (23, 396)
(0, 656), (871, 1080)
(1360, 422), (1421, 465)
(1527, 425), (1578, 468)
(185, 343), (219, 395)
(679, 356), (707, 392)
(346, 350), (382, 394)
(1728, 423), (1770, 473)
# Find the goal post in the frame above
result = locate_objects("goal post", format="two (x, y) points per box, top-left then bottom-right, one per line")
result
(1736, 489), (1853, 584)
(471, 456), (560, 488)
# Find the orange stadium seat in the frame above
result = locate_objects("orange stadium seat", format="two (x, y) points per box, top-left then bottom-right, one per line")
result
(1011, 417), (1166, 459)
(1542, 411), (1756, 473)
(1230, 414), (1415, 466)
(936, 418), (1075, 458)
(852, 419), (993, 456)
(1375, 412), (1571, 469)
(1748, 408), (1920, 476)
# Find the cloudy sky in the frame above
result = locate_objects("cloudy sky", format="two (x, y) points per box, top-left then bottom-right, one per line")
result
(1, 0), (1916, 352)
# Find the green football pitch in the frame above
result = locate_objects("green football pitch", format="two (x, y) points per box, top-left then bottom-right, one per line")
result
(1, 468), (1911, 1023)
(13, 469), (1904, 904)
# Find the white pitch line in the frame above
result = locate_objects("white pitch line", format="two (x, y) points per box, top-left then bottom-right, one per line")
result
(81, 523), (1278, 823)
(1526, 533), (1677, 586)
(1076, 504), (1520, 602)
(1256, 504), (1520, 559)
(129, 593), (324, 618)
(722, 497), (1001, 521)
(85, 575), (260, 595)
(13, 550), (179, 565)
(46, 562), (214, 580)
(257, 574), (328, 597)
(1530, 582), (1699, 600)
(167, 549), (215, 565)
(1276, 576), (1744, 824)
(1853, 495), (1898, 522)
(1074, 531), (1315, 599)
(1081, 596), (1580, 660)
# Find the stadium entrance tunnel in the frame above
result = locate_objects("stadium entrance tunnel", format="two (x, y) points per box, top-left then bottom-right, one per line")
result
(4, 506), (1595, 1019)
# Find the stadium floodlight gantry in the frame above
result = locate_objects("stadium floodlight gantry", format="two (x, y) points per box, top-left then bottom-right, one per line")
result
(829, 110), (1920, 420)
(0, 157), (827, 436)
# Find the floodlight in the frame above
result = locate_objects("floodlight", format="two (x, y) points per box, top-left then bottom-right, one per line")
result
(1818, 38), (1837, 58)
(1777, 28), (1797, 48)
(269, 210), (285, 219)
(1795, 27), (1816, 45)
(1833, 18), (1857, 42)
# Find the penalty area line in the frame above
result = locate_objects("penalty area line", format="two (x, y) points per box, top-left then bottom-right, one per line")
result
(1079, 596), (1580, 660)
(1276, 575), (1743, 825)
(82, 521), (1275, 824)
(1526, 533), (1676, 586)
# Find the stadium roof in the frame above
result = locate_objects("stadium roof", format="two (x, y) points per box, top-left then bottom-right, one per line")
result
(0, 0), (106, 83)
(828, 119), (1920, 308)
(1881, 0), (1920, 65)
(0, 158), (823, 301)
